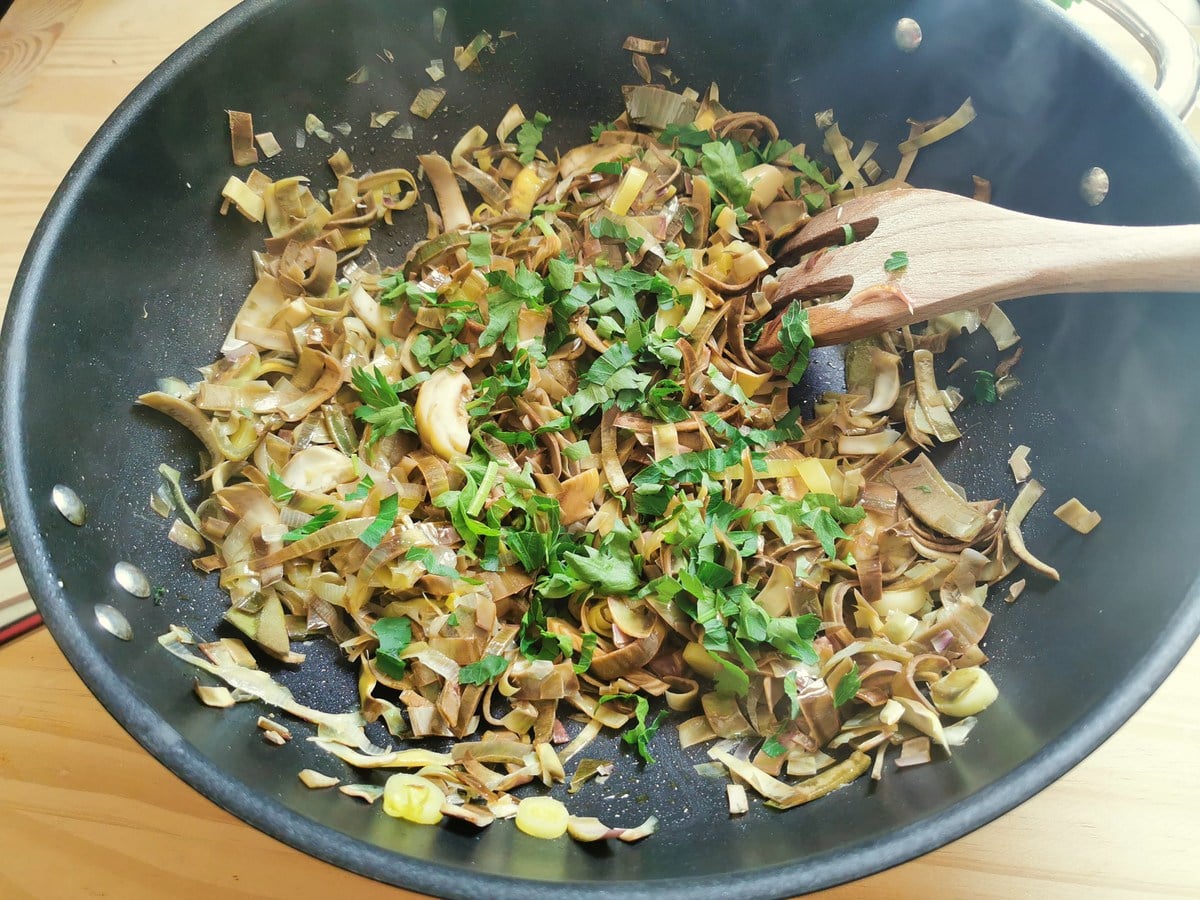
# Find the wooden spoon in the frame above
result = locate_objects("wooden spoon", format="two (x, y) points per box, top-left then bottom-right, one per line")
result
(755, 188), (1200, 351)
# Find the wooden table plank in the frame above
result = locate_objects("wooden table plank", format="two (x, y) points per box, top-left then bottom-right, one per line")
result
(0, 2), (1198, 898)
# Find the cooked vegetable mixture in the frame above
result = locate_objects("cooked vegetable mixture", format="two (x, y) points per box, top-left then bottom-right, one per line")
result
(145, 61), (1067, 838)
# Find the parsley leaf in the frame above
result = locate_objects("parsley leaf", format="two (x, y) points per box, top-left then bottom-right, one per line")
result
(515, 111), (551, 164)
(345, 473), (374, 501)
(589, 120), (617, 141)
(467, 232), (492, 268)
(282, 504), (336, 543)
(405, 545), (477, 582)
(700, 140), (752, 208)
(833, 663), (862, 707)
(884, 250), (909, 273)
(762, 734), (788, 757)
(481, 264), (545, 349)
(563, 545), (640, 594)
(768, 301), (815, 385)
(659, 122), (711, 147)
(372, 616), (413, 679)
(592, 160), (624, 176)
(590, 217), (631, 242)
(597, 693), (667, 764)
(351, 367), (420, 445)
(574, 631), (598, 674)
(268, 467), (295, 503)
(972, 369), (998, 404)
(707, 364), (751, 405)
(547, 256), (576, 292)
(783, 672), (800, 720)
(749, 493), (864, 558)
(358, 492), (398, 549)
(565, 342), (651, 418)
(376, 273), (437, 308)
(459, 653), (509, 685)
(791, 155), (840, 191)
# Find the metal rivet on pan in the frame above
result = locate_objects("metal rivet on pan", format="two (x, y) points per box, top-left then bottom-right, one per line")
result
(114, 561), (151, 598)
(52, 483), (86, 525)
(95, 603), (132, 641)
(1081, 167), (1110, 206)
(894, 18), (923, 52)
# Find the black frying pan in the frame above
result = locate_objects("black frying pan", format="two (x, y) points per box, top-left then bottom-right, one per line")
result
(4, 1), (1200, 896)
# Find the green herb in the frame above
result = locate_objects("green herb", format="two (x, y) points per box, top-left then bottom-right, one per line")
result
(372, 616), (413, 679)
(565, 342), (652, 418)
(680, 206), (696, 234)
(972, 369), (998, 404)
(467, 232), (492, 268)
(481, 264), (545, 349)
(833, 663), (862, 707)
(563, 544), (640, 594)
(590, 217), (631, 242)
(345, 474), (375, 501)
(468, 349), (532, 417)
(546, 256), (576, 292)
(592, 160), (624, 175)
(515, 111), (551, 164)
(842, 223), (855, 245)
(589, 120), (617, 141)
(446, 612), (459, 627)
(563, 440), (592, 461)
(573, 631), (598, 674)
(659, 122), (711, 147)
(700, 140), (752, 208)
(791, 156), (839, 191)
(351, 367), (420, 445)
(749, 493), (865, 558)
(358, 493), (398, 549)
(915, 484), (932, 494)
(884, 250), (909, 273)
(411, 331), (469, 368)
(761, 733), (788, 757)
(707, 364), (751, 405)
(459, 653), (509, 685)
(282, 504), (337, 543)
(268, 467), (295, 503)
(376, 273), (437, 308)
(404, 545), (479, 583)
(801, 191), (828, 214)
(640, 378), (689, 423)
(152, 585), (166, 606)
(783, 672), (800, 720)
(597, 693), (667, 764)
(768, 302), (815, 385)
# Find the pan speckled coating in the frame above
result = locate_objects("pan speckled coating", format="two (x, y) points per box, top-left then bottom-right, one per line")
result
(3, 1), (1200, 896)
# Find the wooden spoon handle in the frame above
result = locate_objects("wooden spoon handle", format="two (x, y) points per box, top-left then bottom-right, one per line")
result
(948, 218), (1200, 301)
(798, 192), (1200, 346)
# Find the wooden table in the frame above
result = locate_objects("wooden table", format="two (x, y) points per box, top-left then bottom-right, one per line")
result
(1, 2), (1198, 897)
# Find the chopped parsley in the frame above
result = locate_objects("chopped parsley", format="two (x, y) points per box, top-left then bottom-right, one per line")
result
(768, 302), (815, 385)
(282, 504), (337, 543)
(972, 369), (998, 404)
(459, 653), (509, 685)
(267, 467), (295, 503)
(884, 250), (910, 273)
(351, 367), (421, 446)
(372, 616), (413, 679)
(358, 493), (398, 549)
(833, 663), (862, 707)
(515, 111), (551, 164)
(597, 692), (667, 764)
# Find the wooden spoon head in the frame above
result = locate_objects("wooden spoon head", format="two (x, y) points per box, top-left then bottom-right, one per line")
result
(761, 189), (1004, 349)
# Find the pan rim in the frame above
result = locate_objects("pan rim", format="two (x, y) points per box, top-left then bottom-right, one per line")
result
(3, 0), (1200, 896)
